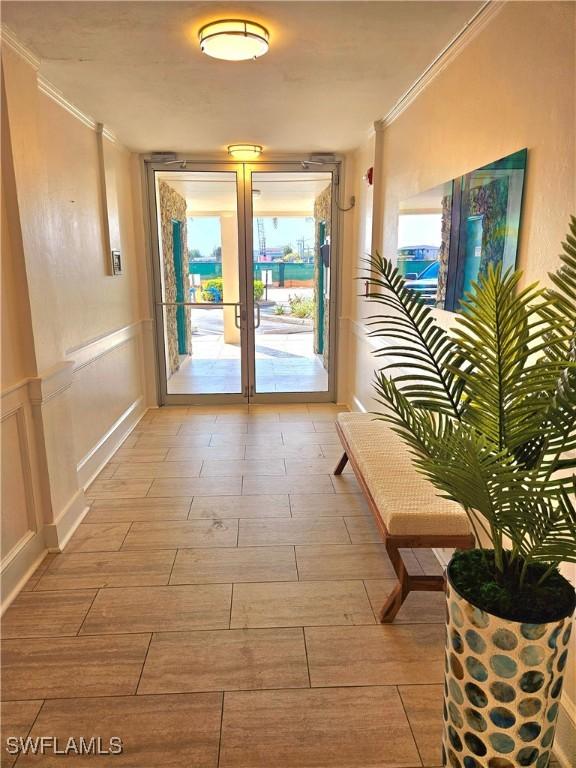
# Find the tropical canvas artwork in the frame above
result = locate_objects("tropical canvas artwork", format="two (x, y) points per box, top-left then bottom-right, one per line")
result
(397, 149), (527, 311)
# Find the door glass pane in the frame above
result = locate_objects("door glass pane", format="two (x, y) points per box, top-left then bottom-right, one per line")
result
(250, 171), (332, 393)
(155, 171), (242, 395)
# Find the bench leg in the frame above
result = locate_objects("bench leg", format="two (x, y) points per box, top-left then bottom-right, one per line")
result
(380, 543), (410, 623)
(379, 582), (406, 622)
(334, 452), (348, 475)
(380, 544), (447, 622)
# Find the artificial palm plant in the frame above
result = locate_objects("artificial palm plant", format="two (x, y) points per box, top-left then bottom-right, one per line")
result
(365, 218), (576, 622)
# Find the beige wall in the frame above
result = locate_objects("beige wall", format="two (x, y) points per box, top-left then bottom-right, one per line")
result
(344, 0), (575, 408)
(1, 80), (36, 389)
(1, 43), (150, 605)
(38, 95), (142, 353)
(337, 135), (374, 409)
(1, 119), (40, 570)
(379, 1), (573, 290)
(1, 48), (63, 373)
(342, 3), (575, 760)
(35, 91), (148, 477)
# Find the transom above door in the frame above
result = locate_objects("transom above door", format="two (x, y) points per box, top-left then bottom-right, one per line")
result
(147, 160), (339, 404)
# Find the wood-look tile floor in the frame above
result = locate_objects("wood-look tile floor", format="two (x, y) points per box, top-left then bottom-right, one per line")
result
(3, 404), (561, 767)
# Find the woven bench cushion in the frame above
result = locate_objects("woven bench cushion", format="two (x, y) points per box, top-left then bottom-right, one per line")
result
(337, 412), (471, 537)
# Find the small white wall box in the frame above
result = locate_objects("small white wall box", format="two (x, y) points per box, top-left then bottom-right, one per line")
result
(111, 250), (122, 275)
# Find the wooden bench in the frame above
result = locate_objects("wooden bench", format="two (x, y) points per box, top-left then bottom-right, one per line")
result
(335, 412), (474, 622)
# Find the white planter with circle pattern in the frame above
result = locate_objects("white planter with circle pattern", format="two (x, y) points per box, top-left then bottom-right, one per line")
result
(442, 575), (573, 768)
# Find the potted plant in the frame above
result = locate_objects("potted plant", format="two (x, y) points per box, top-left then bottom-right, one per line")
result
(365, 218), (576, 768)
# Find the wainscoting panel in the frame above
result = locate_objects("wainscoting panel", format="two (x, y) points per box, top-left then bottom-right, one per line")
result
(1, 381), (46, 608)
(2, 409), (35, 554)
(344, 318), (386, 413)
(68, 321), (148, 488)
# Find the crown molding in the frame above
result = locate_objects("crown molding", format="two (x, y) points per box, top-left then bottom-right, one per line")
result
(378, 0), (506, 131)
(2, 24), (117, 142)
(38, 76), (97, 131)
(361, 118), (386, 146)
(0, 24), (40, 70)
(38, 76), (117, 142)
(101, 125), (117, 144)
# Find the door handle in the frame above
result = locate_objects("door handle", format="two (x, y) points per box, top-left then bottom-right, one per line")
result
(254, 303), (261, 329)
(234, 302), (242, 329)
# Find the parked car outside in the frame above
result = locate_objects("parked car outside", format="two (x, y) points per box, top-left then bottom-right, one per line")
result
(404, 260), (439, 305)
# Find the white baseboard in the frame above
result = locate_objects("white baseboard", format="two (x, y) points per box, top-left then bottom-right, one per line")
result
(76, 396), (146, 489)
(1, 531), (47, 612)
(43, 487), (89, 551)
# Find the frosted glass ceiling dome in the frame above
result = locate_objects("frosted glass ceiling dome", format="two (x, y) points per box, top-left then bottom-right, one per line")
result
(199, 19), (270, 61)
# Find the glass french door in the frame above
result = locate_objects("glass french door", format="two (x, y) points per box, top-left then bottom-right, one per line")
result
(147, 160), (339, 404)
(243, 164), (337, 400)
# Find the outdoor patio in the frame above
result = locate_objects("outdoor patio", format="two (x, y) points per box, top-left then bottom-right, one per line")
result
(168, 309), (328, 395)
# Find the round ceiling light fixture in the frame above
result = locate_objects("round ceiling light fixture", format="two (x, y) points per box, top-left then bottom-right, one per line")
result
(199, 19), (269, 61)
(227, 144), (263, 160)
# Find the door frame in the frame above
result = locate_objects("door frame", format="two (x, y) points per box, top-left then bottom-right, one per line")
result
(143, 156), (342, 405)
(243, 161), (340, 404)
(145, 160), (250, 405)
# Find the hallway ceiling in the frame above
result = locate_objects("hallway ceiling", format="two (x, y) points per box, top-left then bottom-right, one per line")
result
(3, 1), (482, 154)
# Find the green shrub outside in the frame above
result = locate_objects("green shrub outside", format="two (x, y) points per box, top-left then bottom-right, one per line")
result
(201, 278), (265, 303)
(253, 280), (264, 301)
(288, 294), (315, 318)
